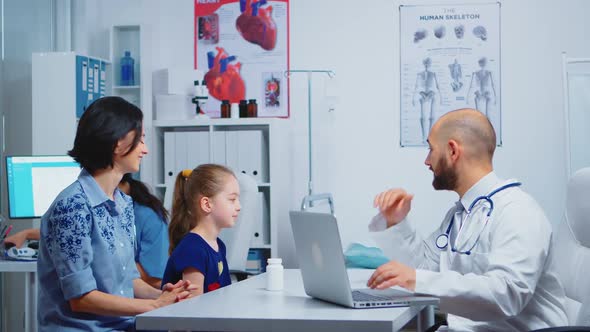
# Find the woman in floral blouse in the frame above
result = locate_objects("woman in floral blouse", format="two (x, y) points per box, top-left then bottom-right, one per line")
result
(37, 96), (194, 332)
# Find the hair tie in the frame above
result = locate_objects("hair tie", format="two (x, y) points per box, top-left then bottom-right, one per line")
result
(181, 169), (193, 178)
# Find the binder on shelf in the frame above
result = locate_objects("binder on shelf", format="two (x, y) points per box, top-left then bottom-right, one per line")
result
(246, 249), (263, 274)
(211, 131), (227, 165)
(250, 192), (269, 247)
(164, 132), (178, 181)
(224, 130), (267, 183)
(74, 55), (108, 119)
(186, 132), (210, 169)
(225, 131), (240, 172)
(237, 131), (265, 182)
(164, 132), (211, 181)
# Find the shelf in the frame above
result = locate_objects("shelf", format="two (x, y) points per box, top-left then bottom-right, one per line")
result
(152, 117), (276, 258)
(110, 24), (141, 91)
(113, 85), (140, 90)
(250, 245), (271, 249)
(156, 182), (270, 188)
(153, 118), (275, 128)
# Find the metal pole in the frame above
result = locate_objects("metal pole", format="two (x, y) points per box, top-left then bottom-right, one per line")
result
(284, 69), (335, 201)
(307, 71), (313, 197)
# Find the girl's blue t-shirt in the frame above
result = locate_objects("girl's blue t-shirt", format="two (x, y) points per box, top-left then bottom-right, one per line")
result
(162, 233), (231, 292)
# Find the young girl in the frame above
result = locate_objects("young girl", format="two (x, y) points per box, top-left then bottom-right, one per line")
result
(162, 164), (241, 295)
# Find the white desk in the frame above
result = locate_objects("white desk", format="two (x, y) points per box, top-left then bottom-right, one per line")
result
(137, 269), (437, 332)
(0, 258), (37, 332)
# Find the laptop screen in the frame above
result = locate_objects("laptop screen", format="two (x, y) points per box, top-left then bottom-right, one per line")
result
(6, 156), (80, 219)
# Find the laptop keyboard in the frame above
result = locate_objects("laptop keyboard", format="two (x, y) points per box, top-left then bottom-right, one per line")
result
(352, 290), (391, 302)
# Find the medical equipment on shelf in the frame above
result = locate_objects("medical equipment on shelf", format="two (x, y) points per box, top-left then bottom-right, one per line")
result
(191, 79), (209, 116)
(435, 182), (522, 255)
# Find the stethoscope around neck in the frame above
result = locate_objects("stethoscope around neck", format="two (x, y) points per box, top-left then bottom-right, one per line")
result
(435, 182), (522, 255)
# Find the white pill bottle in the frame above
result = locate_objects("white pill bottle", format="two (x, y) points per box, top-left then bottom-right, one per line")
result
(266, 258), (284, 291)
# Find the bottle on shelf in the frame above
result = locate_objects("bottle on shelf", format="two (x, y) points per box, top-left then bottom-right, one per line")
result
(120, 51), (135, 86)
(247, 99), (258, 117)
(231, 103), (240, 119)
(239, 99), (248, 118)
(220, 100), (231, 118)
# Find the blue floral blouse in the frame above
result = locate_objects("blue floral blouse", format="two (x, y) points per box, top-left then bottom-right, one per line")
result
(37, 169), (140, 331)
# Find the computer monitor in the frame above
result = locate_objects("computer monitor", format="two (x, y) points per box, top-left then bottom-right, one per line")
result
(6, 156), (80, 219)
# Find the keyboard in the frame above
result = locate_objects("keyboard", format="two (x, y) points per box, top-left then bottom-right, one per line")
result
(352, 290), (392, 302)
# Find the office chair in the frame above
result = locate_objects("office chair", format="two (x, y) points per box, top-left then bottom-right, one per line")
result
(218, 172), (259, 282)
(531, 167), (590, 332)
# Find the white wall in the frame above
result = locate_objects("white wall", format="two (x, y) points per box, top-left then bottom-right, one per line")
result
(86, 0), (590, 267)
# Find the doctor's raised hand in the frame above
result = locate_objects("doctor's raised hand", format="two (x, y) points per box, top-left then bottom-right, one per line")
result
(373, 189), (414, 228)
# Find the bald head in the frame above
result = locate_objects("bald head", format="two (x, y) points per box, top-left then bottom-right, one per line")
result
(431, 108), (496, 162)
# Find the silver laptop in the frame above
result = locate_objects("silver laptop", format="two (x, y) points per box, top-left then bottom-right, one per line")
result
(289, 210), (439, 309)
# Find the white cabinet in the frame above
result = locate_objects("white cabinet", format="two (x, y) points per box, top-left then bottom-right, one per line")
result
(152, 118), (276, 258)
(32, 52), (110, 155)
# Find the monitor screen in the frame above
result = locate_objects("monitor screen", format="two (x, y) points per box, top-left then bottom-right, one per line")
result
(6, 156), (80, 219)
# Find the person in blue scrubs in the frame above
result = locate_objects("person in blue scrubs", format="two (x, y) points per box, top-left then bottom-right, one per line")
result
(36, 96), (193, 331)
(119, 173), (169, 289)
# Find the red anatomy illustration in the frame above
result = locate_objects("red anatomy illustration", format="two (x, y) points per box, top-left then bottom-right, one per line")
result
(204, 47), (246, 103)
(236, 0), (277, 51)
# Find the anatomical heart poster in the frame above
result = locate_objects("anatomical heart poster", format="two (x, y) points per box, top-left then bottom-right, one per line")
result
(195, 0), (290, 118)
(399, 3), (501, 146)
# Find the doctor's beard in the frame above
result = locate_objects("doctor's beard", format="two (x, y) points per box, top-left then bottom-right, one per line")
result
(432, 156), (458, 191)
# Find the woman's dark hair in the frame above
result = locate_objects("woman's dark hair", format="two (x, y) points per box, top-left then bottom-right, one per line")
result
(121, 174), (168, 222)
(168, 164), (235, 255)
(68, 96), (143, 174)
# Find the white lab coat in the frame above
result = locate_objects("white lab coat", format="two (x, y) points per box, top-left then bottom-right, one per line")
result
(369, 172), (568, 331)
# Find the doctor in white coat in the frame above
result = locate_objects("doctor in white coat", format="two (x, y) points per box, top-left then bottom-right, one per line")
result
(367, 109), (567, 331)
